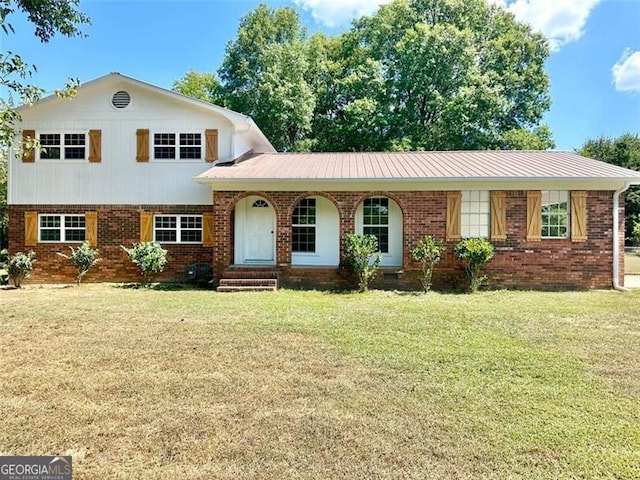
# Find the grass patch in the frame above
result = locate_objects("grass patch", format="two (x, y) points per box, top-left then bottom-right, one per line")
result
(1, 286), (639, 479)
(625, 252), (640, 274)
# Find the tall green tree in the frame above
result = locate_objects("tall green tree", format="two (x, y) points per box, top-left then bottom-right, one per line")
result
(217, 4), (314, 151)
(313, 0), (553, 151)
(1, 0), (90, 148)
(577, 133), (640, 242)
(172, 70), (221, 104)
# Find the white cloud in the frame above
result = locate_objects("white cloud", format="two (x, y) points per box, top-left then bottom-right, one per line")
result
(493, 0), (601, 51)
(612, 49), (640, 93)
(296, 1), (601, 51)
(294, 0), (393, 28)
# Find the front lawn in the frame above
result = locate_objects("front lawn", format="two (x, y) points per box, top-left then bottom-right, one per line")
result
(1, 286), (638, 479)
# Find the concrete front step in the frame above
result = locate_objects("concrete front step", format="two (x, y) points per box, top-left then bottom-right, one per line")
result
(219, 278), (278, 287)
(221, 269), (279, 279)
(217, 285), (277, 293)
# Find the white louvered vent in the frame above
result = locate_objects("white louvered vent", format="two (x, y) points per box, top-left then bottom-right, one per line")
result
(111, 90), (131, 109)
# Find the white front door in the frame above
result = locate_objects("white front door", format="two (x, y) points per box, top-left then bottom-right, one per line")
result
(245, 198), (275, 262)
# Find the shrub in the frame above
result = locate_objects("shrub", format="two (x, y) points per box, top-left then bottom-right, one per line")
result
(411, 235), (446, 292)
(122, 242), (168, 286)
(0, 248), (9, 286)
(343, 233), (381, 292)
(632, 220), (640, 246)
(57, 241), (102, 285)
(8, 251), (36, 288)
(455, 238), (495, 293)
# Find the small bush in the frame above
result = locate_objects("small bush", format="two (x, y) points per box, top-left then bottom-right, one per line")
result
(632, 220), (640, 246)
(0, 248), (9, 286)
(122, 242), (168, 286)
(343, 233), (381, 292)
(411, 235), (446, 292)
(8, 251), (36, 288)
(455, 238), (495, 293)
(57, 241), (102, 285)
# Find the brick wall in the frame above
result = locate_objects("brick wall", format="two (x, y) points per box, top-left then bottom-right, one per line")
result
(213, 190), (621, 290)
(8, 190), (622, 289)
(8, 205), (213, 284)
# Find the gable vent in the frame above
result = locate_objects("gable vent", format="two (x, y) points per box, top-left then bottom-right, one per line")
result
(111, 90), (131, 109)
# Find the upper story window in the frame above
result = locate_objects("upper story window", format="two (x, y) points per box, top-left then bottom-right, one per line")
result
(153, 133), (202, 160)
(363, 197), (389, 253)
(461, 190), (490, 238)
(39, 133), (86, 160)
(292, 198), (316, 253)
(154, 215), (203, 243)
(541, 191), (569, 238)
(39, 214), (85, 242)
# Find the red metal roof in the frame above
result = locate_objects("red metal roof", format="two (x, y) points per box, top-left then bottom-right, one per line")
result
(197, 151), (640, 182)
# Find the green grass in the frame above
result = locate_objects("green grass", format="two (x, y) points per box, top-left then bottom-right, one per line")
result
(1, 286), (639, 479)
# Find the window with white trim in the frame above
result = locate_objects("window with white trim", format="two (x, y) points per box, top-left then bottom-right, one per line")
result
(39, 214), (85, 242)
(153, 133), (202, 160)
(363, 197), (389, 253)
(541, 191), (569, 238)
(39, 133), (86, 160)
(292, 198), (316, 253)
(461, 190), (490, 238)
(153, 215), (203, 243)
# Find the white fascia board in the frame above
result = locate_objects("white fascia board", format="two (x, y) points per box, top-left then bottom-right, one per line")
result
(193, 177), (635, 192)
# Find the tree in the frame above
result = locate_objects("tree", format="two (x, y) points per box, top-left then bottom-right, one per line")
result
(577, 133), (640, 242)
(175, 0), (553, 152)
(1, 0), (90, 148)
(172, 70), (221, 104)
(316, 0), (553, 151)
(217, 4), (314, 151)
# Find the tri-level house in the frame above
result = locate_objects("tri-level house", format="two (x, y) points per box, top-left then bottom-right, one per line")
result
(9, 73), (640, 290)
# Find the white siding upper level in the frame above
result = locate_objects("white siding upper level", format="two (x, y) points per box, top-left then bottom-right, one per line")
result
(9, 73), (275, 205)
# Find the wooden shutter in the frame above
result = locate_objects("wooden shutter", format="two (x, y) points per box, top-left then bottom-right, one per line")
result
(136, 129), (150, 162)
(446, 191), (462, 241)
(88, 130), (102, 163)
(85, 211), (98, 246)
(205, 129), (218, 163)
(202, 212), (214, 247)
(526, 191), (542, 242)
(25, 211), (38, 246)
(490, 191), (507, 241)
(22, 130), (36, 163)
(571, 191), (588, 242)
(140, 211), (153, 242)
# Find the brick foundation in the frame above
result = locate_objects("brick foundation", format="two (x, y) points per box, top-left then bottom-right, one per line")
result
(8, 205), (213, 284)
(8, 190), (623, 289)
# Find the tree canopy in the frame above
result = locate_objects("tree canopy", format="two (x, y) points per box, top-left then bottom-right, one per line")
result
(577, 133), (640, 242)
(174, 0), (554, 152)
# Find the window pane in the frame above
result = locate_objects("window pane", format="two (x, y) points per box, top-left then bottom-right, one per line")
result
(155, 217), (177, 229)
(41, 147), (61, 159)
(363, 226), (389, 253)
(461, 190), (490, 238)
(156, 230), (177, 242)
(41, 229), (61, 241)
(154, 133), (175, 145)
(363, 198), (389, 226)
(179, 133), (201, 146)
(292, 226), (316, 253)
(40, 215), (61, 228)
(64, 134), (85, 146)
(65, 229), (86, 241)
(40, 134), (60, 146)
(180, 216), (202, 229)
(541, 191), (569, 238)
(65, 216), (85, 229)
(179, 147), (201, 159)
(292, 198), (316, 225)
(154, 146), (175, 159)
(180, 230), (202, 243)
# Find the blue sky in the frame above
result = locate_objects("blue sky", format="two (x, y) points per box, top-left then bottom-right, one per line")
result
(2, 0), (639, 151)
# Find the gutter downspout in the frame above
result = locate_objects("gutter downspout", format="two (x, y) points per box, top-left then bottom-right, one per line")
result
(613, 182), (631, 291)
